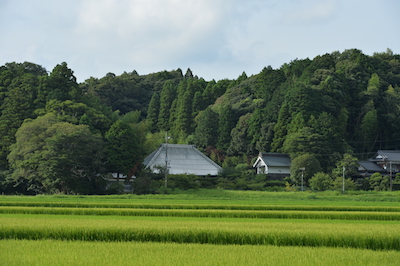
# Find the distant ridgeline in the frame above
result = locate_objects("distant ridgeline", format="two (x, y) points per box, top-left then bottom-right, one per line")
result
(0, 48), (399, 194)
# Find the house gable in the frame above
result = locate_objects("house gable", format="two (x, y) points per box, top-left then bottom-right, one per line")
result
(253, 153), (291, 177)
(143, 144), (222, 176)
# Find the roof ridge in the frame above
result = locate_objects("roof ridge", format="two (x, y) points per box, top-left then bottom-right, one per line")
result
(379, 150), (388, 159)
(191, 146), (222, 170)
(146, 145), (164, 166)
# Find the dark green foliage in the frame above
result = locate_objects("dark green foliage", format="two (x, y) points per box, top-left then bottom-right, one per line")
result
(192, 91), (205, 116)
(216, 163), (268, 191)
(217, 104), (235, 150)
(368, 173), (390, 191)
(228, 113), (253, 155)
(168, 174), (200, 190)
(184, 68), (193, 79)
(202, 79), (230, 107)
(168, 78), (208, 140)
(7, 113), (106, 194)
(290, 154), (322, 186)
(309, 172), (333, 191)
(332, 154), (360, 178)
(105, 119), (145, 179)
(35, 99), (112, 135)
(254, 66), (285, 102)
(0, 63), (54, 170)
(157, 80), (177, 131)
(146, 92), (160, 131)
(2, 48), (400, 194)
(81, 69), (183, 117)
(45, 62), (81, 102)
(193, 107), (219, 149)
(133, 168), (162, 194)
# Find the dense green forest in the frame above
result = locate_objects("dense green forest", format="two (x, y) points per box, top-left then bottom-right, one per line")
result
(0, 48), (399, 194)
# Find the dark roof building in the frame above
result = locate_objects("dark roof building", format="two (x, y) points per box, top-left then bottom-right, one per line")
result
(252, 153), (291, 178)
(358, 150), (400, 177)
(358, 160), (386, 176)
(144, 144), (222, 176)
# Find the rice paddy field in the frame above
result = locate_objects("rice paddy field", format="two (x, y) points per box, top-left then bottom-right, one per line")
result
(1, 189), (400, 265)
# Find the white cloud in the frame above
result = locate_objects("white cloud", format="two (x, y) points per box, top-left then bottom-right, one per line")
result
(73, 0), (233, 67)
(281, 0), (339, 25)
(0, 0), (399, 81)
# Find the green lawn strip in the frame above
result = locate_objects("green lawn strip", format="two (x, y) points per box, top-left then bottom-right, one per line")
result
(2, 240), (400, 266)
(1, 214), (400, 250)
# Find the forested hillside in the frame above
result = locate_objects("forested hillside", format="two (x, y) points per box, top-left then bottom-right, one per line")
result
(144, 49), (400, 167)
(0, 48), (399, 194)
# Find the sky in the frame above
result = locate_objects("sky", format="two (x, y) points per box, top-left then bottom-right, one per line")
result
(1, 0), (399, 82)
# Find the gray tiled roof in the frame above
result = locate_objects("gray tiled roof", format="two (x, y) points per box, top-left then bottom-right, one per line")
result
(374, 150), (400, 162)
(260, 153), (291, 167)
(143, 144), (222, 176)
(358, 161), (384, 172)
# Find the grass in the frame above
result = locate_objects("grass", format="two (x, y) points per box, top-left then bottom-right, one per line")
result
(2, 189), (400, 206)
(1, 240), (400, 266)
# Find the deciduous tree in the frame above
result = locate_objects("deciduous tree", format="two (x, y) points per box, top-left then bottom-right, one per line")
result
(309, 172), (332, 191)
(8, 113), (105, 194)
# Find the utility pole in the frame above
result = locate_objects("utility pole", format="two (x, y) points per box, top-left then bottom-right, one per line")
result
(299, 167), (305, 191)
(342, 165), (345, 193)
(390, 161), (393, 191)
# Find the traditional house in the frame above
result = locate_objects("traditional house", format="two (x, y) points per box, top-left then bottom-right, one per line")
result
(143, 144), (222, 176)
(252, 153), (291, 179)
(358, 150), (400, 177)
(358, 161), (386, 177)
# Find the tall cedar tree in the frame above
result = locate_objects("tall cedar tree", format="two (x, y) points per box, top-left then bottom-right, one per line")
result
(217, 104), (235, 151)
(146, 92), (160, 132)
(105, 120), (143, 179)
(194, 107), (219, 148)
(157, 81), (176, 131)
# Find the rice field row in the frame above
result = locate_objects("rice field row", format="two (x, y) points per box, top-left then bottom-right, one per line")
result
(1, 206), (400, 221)
(2, 239), (400, 266)
(1, 215), (400, 250)
(2, 201), (400, 212)
(2, 191), (400, 263)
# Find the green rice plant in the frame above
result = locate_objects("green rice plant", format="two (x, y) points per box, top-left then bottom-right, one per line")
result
(1, 206), (400, 221)
(1, 240), (400, 266)
(0, 201), (400, 212)
(2, 200), (400, 212)
(1, 215), (400, 250)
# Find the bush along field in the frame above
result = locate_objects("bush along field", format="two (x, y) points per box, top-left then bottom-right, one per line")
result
(1, 190), (400, 265)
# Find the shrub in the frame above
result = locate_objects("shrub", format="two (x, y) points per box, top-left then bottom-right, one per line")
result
(309, 172), (332, 191)
(105, 182), (124, 194)
(368, 172), (390, 191)
(285, 181), (297, 192)
(169, 174), (200, 190)
(234, 178), (249, 190)
(332, 176), (357, 191)
(133, 169), (162, 194)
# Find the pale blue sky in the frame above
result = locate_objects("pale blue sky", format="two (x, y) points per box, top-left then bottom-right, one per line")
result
(1, 0), (399, 82)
